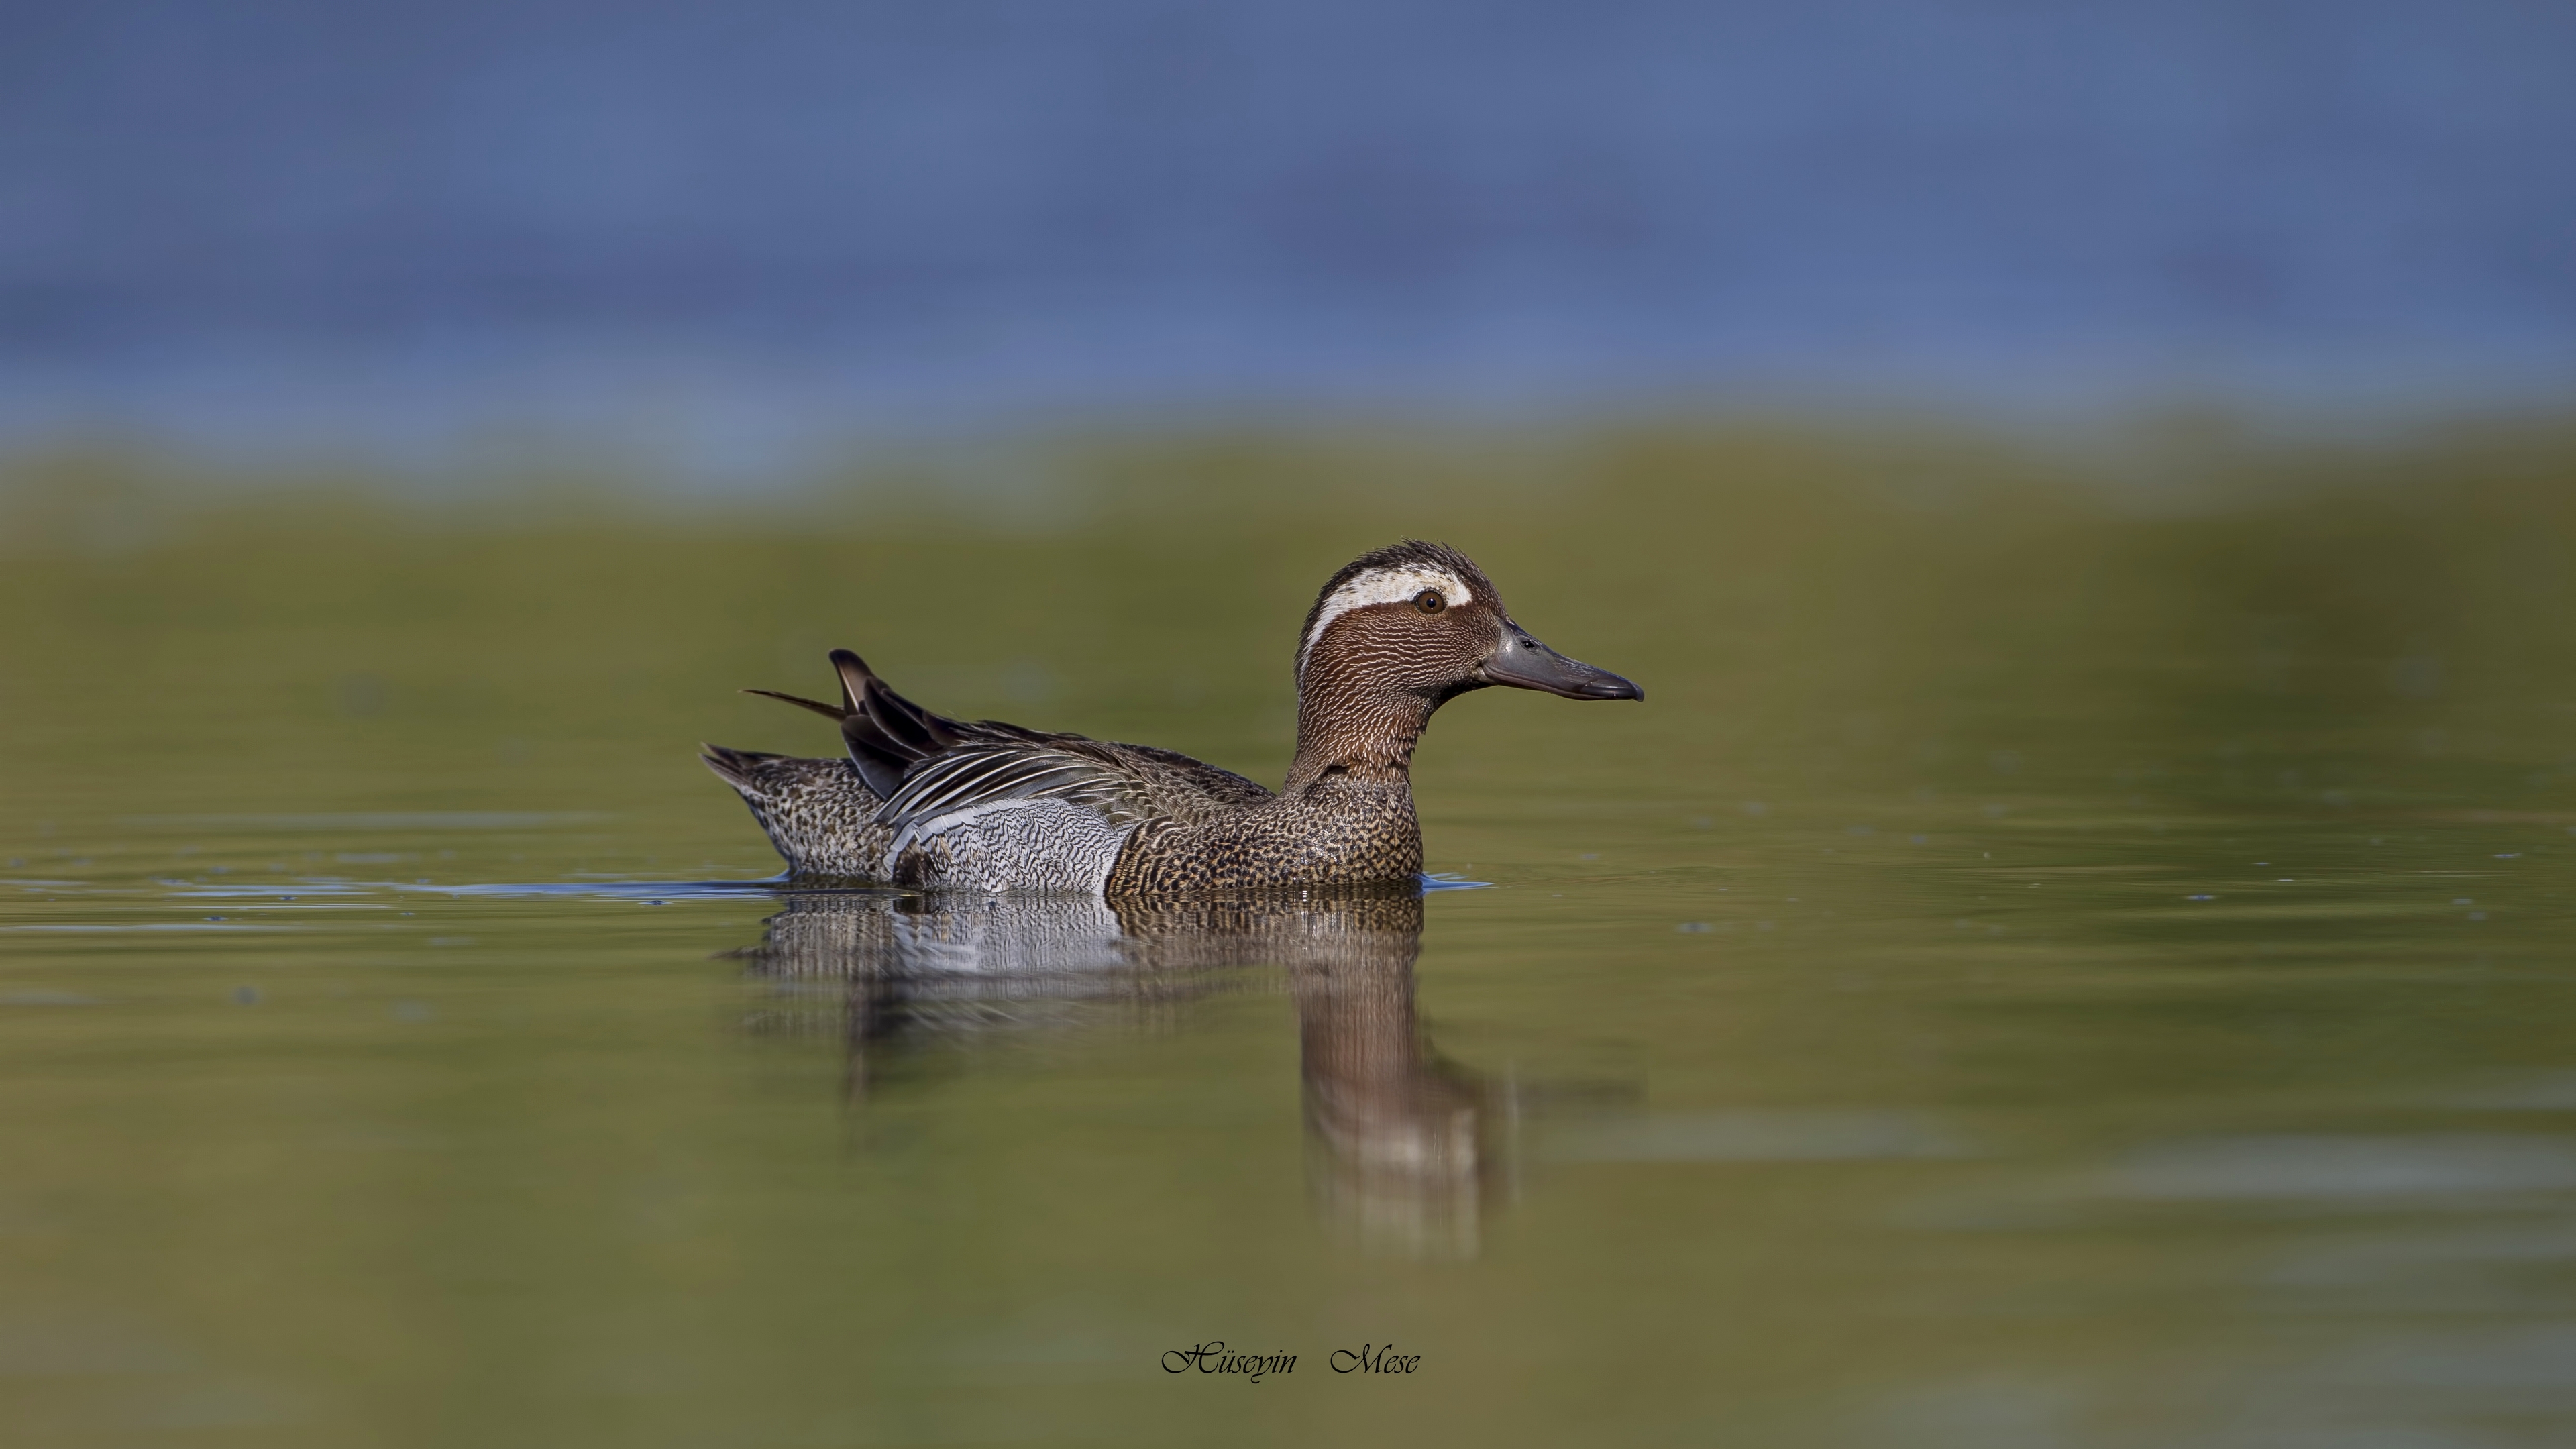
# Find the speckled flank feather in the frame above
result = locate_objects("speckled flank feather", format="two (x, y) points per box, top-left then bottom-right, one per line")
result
(703, 539), (1638, 895)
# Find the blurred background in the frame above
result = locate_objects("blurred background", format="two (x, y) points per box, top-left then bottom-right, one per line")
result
(8, 7), (2576, 1447)
(3, 0), (2571, 479)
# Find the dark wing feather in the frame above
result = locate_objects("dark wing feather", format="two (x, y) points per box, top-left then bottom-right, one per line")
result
(829, 650), (963, 798)
(744, 649), (975, 799)
(741, 688), (847, 722)
(840, 649), (959, 756)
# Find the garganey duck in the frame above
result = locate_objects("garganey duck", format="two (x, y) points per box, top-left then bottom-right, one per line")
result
(702, 540), (1641, 894)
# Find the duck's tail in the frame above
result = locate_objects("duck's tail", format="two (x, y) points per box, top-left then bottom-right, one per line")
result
(697, 744), (893, 881)
(697, 742), (796, 793)
(708, 649), (973, 880)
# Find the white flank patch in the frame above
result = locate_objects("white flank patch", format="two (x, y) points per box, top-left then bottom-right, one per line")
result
(1299, 566), (1470, 672)
(881, 797), (1135, 894)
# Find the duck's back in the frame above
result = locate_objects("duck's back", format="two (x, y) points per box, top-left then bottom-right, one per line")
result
(704, 717), (1280, 890)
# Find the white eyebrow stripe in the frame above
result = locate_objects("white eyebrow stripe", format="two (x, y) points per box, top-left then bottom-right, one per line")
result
(1298, 566), (1470, 673)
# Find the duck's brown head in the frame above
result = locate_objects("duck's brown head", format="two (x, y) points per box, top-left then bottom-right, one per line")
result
(1295, 540), (1643, 705)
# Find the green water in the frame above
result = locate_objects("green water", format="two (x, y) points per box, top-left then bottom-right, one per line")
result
(6, 427), (2576, 1446)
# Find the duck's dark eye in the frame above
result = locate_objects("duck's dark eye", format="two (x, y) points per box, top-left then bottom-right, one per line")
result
(1413, 589), (1446, 614)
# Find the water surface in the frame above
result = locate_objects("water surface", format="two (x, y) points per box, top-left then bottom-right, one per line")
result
(5, 434), (2576, 1444)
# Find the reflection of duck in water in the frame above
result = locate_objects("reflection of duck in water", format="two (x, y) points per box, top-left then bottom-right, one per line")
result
(703, 541), (1640, 893)
(732, 887), (1517, 1257)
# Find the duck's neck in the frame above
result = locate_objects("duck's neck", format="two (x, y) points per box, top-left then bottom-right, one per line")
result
(1285, 663), (1437, 790)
